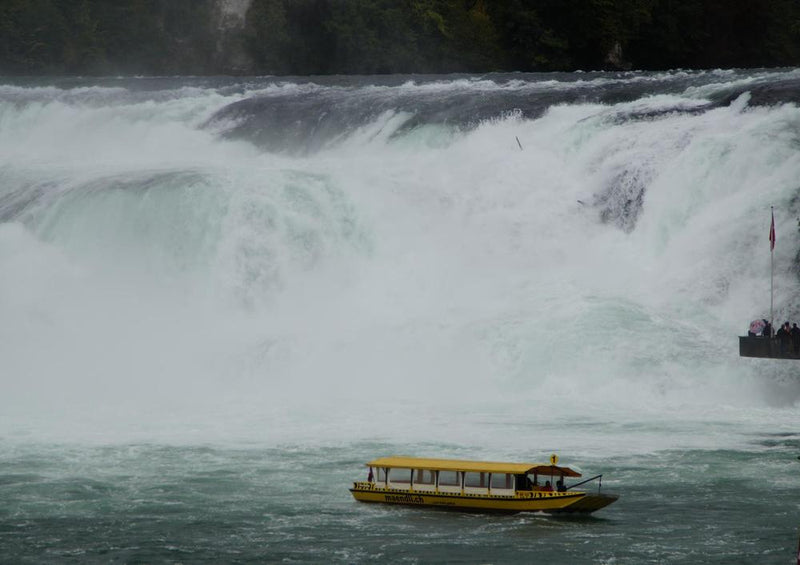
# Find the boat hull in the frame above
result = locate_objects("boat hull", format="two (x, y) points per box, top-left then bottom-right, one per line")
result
(548, 493), (619, 514)
(350, 483), (586, 513)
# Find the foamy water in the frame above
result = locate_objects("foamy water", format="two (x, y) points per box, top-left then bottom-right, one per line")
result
(2, 73), (799, 448)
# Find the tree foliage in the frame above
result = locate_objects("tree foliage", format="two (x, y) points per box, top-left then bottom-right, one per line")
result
(2, 0), (800, 75)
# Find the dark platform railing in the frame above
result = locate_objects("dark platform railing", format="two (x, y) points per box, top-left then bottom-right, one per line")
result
(739, 336), (800, 359)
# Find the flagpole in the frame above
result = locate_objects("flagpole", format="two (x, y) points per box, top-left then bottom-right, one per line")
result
(770, 206), (774, 334)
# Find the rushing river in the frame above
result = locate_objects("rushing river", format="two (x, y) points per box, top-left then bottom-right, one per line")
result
(1, 70), (800, 563)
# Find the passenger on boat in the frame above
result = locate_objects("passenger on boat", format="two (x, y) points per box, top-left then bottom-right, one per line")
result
(556, 478), (566, 492)
(514, 474), (533, 491)
(541, 481), (553, 492)
(367, 468), (374, 482)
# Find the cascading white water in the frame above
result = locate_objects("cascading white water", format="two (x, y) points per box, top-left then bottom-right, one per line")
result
(1, 73), (799, 449)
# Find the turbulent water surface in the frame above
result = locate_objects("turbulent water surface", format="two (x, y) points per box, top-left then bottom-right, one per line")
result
(2, 70), (800, 563)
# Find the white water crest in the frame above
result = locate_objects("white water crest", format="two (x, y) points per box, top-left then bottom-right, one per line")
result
(1, 72), (800, 452)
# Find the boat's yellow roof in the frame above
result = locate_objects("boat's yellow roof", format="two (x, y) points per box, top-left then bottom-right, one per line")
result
(366, 456), (582, 478)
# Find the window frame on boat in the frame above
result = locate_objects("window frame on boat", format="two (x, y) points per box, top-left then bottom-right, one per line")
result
(365, 456), (581, 495)
(388, 467), (412, 487)
(437, 470), (462, 493)
(413, 469), (436, 492)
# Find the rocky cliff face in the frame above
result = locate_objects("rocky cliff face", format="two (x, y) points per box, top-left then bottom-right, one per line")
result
(213, 0), (254, 73)
(604, 41), (632, 71)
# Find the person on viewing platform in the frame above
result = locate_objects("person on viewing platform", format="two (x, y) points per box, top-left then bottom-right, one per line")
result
(791, 323), (800, 355)
(778, 322), (791, 354)
(762, 320), (772, 338)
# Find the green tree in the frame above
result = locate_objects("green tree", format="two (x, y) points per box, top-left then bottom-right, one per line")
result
(280, 0), (335, 74)
(629, 0), (800, 70)
(486, 0), (569, 70)
(536, 0), (655, 70)
(407, 0), (502, 72)
(0, 0), (68, 73)
(245, 0), (291, 74)
(627, 0), (705, 69)
(324, 0), (423, 73)
(62, 0), (106, 73)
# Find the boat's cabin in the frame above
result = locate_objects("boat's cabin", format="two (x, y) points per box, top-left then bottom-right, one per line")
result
(363, 456), (581, 496)
(374, 467), (517, 495)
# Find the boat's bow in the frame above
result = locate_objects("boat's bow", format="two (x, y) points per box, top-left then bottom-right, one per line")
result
(550, 492), (619, 514)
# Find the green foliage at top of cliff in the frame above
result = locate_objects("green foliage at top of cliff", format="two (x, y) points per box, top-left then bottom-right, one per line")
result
(2, 0), (800, 75)
(0, 0), (215, 75)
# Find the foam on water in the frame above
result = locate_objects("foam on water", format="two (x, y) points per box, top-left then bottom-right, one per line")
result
(1, 73), (799, 452)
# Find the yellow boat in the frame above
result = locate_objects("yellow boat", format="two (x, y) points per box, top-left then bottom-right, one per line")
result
(349, 455), (618, 514)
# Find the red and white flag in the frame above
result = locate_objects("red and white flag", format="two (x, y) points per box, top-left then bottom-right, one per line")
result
(769, 210), (776, 251)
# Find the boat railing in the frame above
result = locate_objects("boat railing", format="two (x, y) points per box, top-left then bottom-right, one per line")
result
(739, 335), (800, 359)
(565, 474), (603, 492)
(412, 482), (436, 493)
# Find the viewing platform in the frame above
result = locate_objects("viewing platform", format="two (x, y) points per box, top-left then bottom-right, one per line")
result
(739, 336), (800, 359)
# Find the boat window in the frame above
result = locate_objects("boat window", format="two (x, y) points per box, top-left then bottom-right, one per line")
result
(490, 473), (513, 489)
(464, 472), (488, 488)
(390, 468), (412, 483)
(438, 471), (460, 486)
(413, 469), (435, 485)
